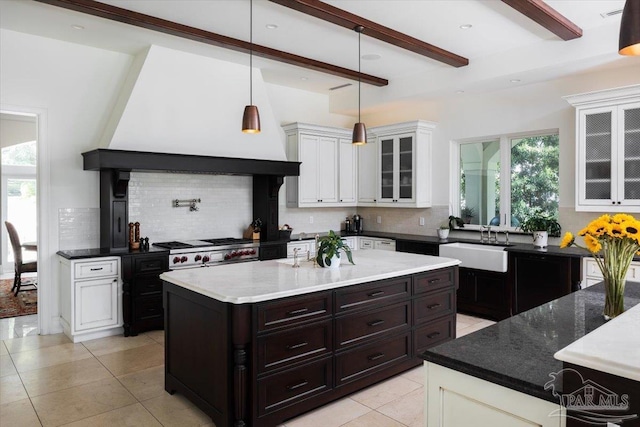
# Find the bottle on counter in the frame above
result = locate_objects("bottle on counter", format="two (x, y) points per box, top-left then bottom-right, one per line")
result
(345, 217), (352, 233)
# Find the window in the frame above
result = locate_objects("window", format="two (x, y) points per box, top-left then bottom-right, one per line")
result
(455, 131), (559, 229)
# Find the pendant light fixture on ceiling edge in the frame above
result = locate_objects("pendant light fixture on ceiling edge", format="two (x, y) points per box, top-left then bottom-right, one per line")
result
(619, 0), (640, 56)
(352, 25), (367, 145)
(242, 0), (261, 133)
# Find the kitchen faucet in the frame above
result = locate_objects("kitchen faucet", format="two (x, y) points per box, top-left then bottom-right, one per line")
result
(292, 248), (301, 268)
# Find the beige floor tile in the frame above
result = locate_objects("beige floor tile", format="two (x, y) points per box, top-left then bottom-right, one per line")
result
(4, 333), (71, 355)
(82, 334), (155, 357)
(117, 365), (165, 401)
(399, 365), (425, 385)
(285, 398), (371, 427)
(97, 343), (164, 376)
(0, 353), (17, 377)
(0, 398), (41, 426)
(141, 393), (213, 426)
(0, 341), (8, 356)
(377, 387), (424, 427)
(11, 343), (92, 373)
(350, 375), (422, 409)
(341, 411), (405, 427)
(144, 330), (164, 346)
(20, 357), (112, 397)
(59, 403), (162, 427)
(0, 373), (28, 404)
(457, 322), (493, 338)
(31, 377), (136, 427)
(456, 313), (483, 327)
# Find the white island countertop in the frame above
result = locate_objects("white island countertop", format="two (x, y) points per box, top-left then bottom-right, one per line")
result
(160, 250), (460, 304)
(554, 303), (640, 381)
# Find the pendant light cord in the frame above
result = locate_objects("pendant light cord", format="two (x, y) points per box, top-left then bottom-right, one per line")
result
(250, 0), (253, 106)
(358, 28), (361, 123)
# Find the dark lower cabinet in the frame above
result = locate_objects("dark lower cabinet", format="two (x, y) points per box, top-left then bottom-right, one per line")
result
(122, 252), (169, 336)
(509, 252), (581, 315)
(395, 239), (439, 256)
(457, 267), (511, 321)
(163, 266), (458, 427)
(259, 242), (287, 260)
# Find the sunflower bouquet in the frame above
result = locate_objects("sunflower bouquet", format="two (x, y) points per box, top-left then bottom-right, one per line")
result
(561, 213), (640, 319)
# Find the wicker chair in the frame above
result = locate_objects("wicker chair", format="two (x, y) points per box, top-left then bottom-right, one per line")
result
(4, 221), (37, 296)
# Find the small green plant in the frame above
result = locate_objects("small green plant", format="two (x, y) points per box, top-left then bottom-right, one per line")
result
(518, 211), (561, 237)
(316, 230), (355, 267)
(439, 222), (450, 230)
(461, 206), (475, 219)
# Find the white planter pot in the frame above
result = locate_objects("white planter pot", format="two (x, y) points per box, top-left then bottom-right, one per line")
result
(437, 229), (450, 240)
(532, 231), (548, 248)
(326, 254), (341, 269)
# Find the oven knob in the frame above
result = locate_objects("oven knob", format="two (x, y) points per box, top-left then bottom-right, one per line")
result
(224, 254), (231, 260)
(194, 255), (202, 262)
(173, 257), (180, 264)
(231, 251), (238, 258)
(243, 250), (250, 255)
(180, 256), (188, 263)
(250, 249), (256, 255)
(202, 255), (210, 263)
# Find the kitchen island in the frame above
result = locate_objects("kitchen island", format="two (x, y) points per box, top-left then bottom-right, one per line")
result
(160, 250), (459, 427)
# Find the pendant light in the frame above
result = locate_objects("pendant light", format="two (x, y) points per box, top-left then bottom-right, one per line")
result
(619, 0), (640, 56)
(242, 0), (261, 133)
(352, 25), (367, 145)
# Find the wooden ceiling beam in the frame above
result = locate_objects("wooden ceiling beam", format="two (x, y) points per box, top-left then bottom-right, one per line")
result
(32, 0), (389, 86)
(268, 0), (469, 68)
(502, 0), (582, 40)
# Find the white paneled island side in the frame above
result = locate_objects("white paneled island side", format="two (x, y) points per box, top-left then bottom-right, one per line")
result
(160, 250), (460, 427)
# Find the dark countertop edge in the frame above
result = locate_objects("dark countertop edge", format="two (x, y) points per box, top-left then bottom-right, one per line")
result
(57, 247), (169, 259)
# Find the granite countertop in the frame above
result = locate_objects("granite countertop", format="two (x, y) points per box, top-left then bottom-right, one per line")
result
(420, 282), (640, 403)
(160, 250), (460, 304)
(57, 246), (169, 259)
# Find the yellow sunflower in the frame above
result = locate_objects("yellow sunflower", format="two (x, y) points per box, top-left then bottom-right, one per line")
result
(621, 220), (640, 243)
(586, 219), (609, 237)
(584, 234), (602, 253)
(612, 213), (635, 224)
(607, 222), (625, 238)
(560, 232), (575, 248)
(578, 226), (589, 237)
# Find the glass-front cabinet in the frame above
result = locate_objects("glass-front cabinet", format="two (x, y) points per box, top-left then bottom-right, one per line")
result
(378, 134), (415, 203)
(566, 85), (640, 212)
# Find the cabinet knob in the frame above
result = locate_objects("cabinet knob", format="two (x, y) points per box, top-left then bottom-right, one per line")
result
(612, 201), (616, 204)
(618, 201), (621, 204)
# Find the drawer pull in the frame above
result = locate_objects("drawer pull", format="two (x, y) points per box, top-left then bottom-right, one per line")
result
(367, 319), (385, 327)
(427, 332), (441, 339)
(427, 303), (441, 310)
(287, 308), (308, 316)
(368, 291), (385, 297)
(286, 342), (308, 350)
(367, 352), (385, 361)
(90, 267), (104, 271)
(428, 278), (441, 284)
(286, 380), (308, 391)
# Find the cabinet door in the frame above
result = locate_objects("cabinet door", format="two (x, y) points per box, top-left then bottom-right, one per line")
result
(339, 138), (357, 204)
(299, 134), (320, 204)
(75, 277), (119, 331)
(397, 134), (415, 202)
(358, 137), (377, 204)
(620, 103), (640, 203)
(379, 137), (396, 202)
(317, 136), (338, 203)
(513, 254), (571, 314)
(578, 106), (615, 207)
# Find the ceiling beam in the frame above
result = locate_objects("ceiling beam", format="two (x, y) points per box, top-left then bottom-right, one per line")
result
(268, 0), (469, 68)
(501, 0), (582, 41)
(32, 0), (389, 86)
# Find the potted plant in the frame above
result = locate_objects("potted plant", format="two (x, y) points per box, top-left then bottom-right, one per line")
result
(448, 215), (465, 230)
(316, 230), (355, 269)
(437, 222), (450, 240)
(519, 212), (561, 248)
(461, 206), (475, 224)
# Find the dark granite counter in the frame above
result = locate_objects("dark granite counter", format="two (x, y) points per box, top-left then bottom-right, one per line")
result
(420, 281), (640, 403)
(57, 246), (169, 259)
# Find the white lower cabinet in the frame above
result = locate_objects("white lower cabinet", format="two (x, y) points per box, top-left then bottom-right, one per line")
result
(425, 362), (565, 427)
(59, 256), (123, 343)
(359, 237), (395, 251)
(582, 257), (640, 287)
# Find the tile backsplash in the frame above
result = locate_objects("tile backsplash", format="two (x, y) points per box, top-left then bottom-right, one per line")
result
(58, 208), (100, 250)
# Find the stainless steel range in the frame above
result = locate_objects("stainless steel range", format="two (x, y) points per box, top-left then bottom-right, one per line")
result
(153, 238), (259, 269)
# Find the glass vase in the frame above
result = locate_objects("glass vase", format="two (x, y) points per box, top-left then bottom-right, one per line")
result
(603, 276), (626, 320)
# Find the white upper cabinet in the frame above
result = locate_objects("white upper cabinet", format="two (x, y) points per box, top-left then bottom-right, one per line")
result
(373, 121), (436, 208)
(357, 135), (378, 205)
(284, 123), (353, 207)
(565, 85), (640, 212)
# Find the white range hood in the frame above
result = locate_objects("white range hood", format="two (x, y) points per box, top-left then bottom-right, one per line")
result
(100, 45), (286, 161)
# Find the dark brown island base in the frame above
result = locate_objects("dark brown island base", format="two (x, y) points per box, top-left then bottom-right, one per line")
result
(160, 250), (460, 426)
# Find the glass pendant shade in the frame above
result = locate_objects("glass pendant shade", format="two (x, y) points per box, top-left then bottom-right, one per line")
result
(242, 105), (261, 133)
(619, 0), (640, 56)
(352, 122), (367, 145)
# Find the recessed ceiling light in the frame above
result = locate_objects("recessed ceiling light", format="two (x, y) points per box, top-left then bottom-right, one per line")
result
(459, 24), (473, 30)
(361, 54), (381, 61)
(71, 24), (85, 30)
(300, 77), (308, 81)
(456, 90), (465, 94)
(265, 24), (278, 30)
(510, 79), (521, 83)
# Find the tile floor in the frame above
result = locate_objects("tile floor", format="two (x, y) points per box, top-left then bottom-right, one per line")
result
(0, 313), (494, 427)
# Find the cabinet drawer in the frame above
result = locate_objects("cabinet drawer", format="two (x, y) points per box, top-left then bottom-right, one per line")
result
(414, 316), (454, 354)
(336, 302), (410, 348)
(287, 242), (311, 258)
(584, 258), (640, 281)
(335, 277), (410, 313)
(257, 291), (332, 332)
(413, 269), (454, 294)
(257, 357), (332, 416)
(135, 274), (163, 296)
(414, 288), (455, 325)
(374, 240), (396, 251)
(74, 258), (119, 279)
(134, 295), (163, 321)
(359, 239), (374, 250)
(258, 321), (332, 373)
(134, 256), (167, 274)
(335, 332), (411, 385)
